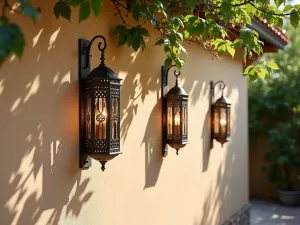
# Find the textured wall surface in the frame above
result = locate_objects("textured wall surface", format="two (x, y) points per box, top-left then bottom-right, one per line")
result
(0, 1), (249, 224)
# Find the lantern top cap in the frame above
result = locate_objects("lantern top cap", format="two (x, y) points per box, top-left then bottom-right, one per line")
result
(166, 86), (188, 98)
(87, 63), (121, 80)
(215, 95), (231, 105)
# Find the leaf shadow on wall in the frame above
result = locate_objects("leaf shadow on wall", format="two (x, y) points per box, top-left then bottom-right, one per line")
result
(0, 19), (93, 225)
(110, 46), (164, 189)
(194, 90), (247, 225)
(111, 47), (207, 189)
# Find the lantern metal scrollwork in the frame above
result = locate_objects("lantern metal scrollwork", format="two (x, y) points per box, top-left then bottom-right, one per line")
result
(79, 35), (121, 171)
(210, 80), (231, 147)
(162, 65), (189, 156)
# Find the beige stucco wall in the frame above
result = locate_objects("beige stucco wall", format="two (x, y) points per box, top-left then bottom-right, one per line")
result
(0, 1), (248, 225)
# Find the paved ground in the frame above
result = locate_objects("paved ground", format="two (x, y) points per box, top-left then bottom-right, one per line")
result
(251, 198), (300, 225)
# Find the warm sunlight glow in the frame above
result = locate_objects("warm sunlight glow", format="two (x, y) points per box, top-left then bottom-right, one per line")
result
(24, 75), (40, 103)
(118, 71), (128, 80)
(48, 27), (61, 51)
(53, 72), (59, 84)
(10, 97), (21, 112)
(0, 79), (4, 96)
(60, 71), (71, 84)
(32, 29), (44, 47)
(36, 53), (41, 62)
(130, 49), (140, 63)
(9, 54), (16, 62)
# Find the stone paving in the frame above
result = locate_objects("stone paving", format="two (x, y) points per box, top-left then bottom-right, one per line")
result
(251, 198), (300, 225)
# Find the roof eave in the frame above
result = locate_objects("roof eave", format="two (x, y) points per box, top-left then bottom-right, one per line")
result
(249, 19), (287, 50)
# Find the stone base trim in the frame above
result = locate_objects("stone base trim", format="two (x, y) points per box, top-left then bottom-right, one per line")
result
(222, 203), (251, 225)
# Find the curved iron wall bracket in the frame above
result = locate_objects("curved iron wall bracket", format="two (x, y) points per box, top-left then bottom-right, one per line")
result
(79, 38), (92, 169)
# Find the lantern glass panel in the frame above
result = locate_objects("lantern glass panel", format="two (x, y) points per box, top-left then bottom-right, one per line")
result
(85, 97), (91, 139)
(220, 107), (227, 136)
(182, 105), (188, 136)
(214, 108), (219, 135)
(174, 105), (181, 136)
(112, 97), (119, 140)
(94, 97), (107, 140)
(227, 107), (231, 136)
(167, 103), (173, 135)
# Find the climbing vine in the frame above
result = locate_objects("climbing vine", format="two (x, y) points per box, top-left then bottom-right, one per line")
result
(0, 0), (299, 80)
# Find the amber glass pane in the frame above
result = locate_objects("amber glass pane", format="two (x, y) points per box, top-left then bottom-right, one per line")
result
(182, 106), (187, 135)
(95, 97), (107, 139)
(220, 108), (227, 136)
(167, 105), (172, 135)
(174, 106), (180, 136)
(112, 97), (119, 140)
(227, 107), (230, 135)
(214, 109), (219, 135)
(85, 98), (91, 139)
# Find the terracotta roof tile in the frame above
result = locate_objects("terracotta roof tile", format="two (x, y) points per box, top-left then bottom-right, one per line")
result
(254, 18), (289, 44)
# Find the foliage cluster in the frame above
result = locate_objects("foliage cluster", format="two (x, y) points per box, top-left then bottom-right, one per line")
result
(0, 0), (299, 78)
(249, 26), (300, 190)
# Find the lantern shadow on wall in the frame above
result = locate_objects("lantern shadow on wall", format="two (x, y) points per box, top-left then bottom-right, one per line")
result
(79, 35), (122, 171)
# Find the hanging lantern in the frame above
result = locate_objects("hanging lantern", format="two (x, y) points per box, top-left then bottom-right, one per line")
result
(162, 65), (188, 156)
(210, 81), (231, 147)
(79, 35), (121, 171)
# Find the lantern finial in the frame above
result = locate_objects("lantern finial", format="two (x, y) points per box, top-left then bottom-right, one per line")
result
(100, 162), (106, 171)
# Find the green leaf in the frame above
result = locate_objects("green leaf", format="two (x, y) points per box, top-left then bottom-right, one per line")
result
(290, 9), (300, 28)
(19, 0), (40, 20)
(136, 25), (150, 37)
(0, 16), (9, 24)
(91, 0), (103, 17)
(240, 28), (252, 44)
(274, 0), (284, 8)
(0, 23), (25, 65)
(132, 35), (141, 51)
(131, 3), (144, 22)
(186, 0), (197, 9)
(118, 32), (127, 47)
(155, 38), (165, 46)
(243, 48), (247, 63)
(114, 24), (126, 34)
(79, 1), (90, 23)
(226, 40), (235, 58)
(257, 68), (266, 79)
(283, 5), (293, 13)
(10, 24), (25, 58)
(231, 39), (243, 49)
(266, 62), (280, 70)
(54, 1), (71, 21)
(0, 25), (13, 65)
(164, 57), (172, 68)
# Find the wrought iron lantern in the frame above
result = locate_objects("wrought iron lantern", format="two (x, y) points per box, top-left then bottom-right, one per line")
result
(162, 65), (189, 156)
(79, 35), (121, 171)
(210, 81), (231, 147)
